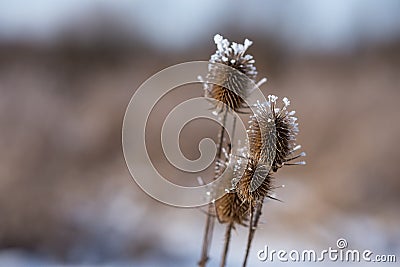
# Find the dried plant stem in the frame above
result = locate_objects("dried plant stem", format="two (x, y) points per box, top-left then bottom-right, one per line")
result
(198, 205), (216, 267)
(219, 115), (237, 267)
(228, 116), (237, 155)
(242, 202), (263, 267)
(198, 110), (228, 267)
(242, 205), (254, 267)
(220, 222), (233, 267)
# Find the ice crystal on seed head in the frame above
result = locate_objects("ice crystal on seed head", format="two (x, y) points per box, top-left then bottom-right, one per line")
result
(201, 34), (264, 112)
(265, 95), (305, 171)
(210, 34), (257, 80)
(247, 100), (276, 166)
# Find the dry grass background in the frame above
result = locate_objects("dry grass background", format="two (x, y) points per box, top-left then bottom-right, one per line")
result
(0, 35), (399, 266)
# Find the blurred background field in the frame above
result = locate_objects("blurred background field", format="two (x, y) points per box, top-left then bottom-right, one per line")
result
(0, 1), (400, 266)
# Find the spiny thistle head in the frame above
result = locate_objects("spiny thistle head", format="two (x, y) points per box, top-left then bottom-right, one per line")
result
(215, 192), (249, 226)
(233, 95), (305, 206)
(236, 158), (272, 207)
(247, 100), (276, 165)
(247, 95), (305, 172)
(202, 34), (261, 112)
(267, 95), (305, 171)
(210, 34), (257, 80)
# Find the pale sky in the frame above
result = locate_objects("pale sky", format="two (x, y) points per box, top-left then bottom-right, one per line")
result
(0, 0), (399, 51)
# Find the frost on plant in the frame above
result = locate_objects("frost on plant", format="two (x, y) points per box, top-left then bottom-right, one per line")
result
(198, 34), (305, 267)
(200, 34), (265, 113)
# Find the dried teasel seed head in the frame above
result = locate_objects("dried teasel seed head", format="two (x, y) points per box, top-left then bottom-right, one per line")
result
(236, 158), (273, 207)
(211, 34), (257, 81)
(202, 34), (263, 112)
(215, 192), (249, 226)
(268, 95), (305, 171)
(248, 100), (277, 165)
(248, 96), (305, 172)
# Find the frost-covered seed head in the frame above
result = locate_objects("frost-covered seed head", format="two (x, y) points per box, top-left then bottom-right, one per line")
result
(264, 95), (304, 171)
(203, 34), (261, 112)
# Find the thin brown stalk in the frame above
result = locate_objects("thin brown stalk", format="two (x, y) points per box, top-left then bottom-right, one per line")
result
(242, 205), (254, 267)
(198, 110), (228, 267)
(219, 115), (237, 267)
(198, 205), (215, 267)
(228, 116), (237, 155)
(242, 202), (263, 267)
(220, 222), (233, 267)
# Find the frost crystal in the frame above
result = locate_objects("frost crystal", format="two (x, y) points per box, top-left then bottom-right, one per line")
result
(268, 95), (278, 103)
(203, 34), (267, 112)
(283, 97), (290, 107)
(209, 34), (258, 81)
